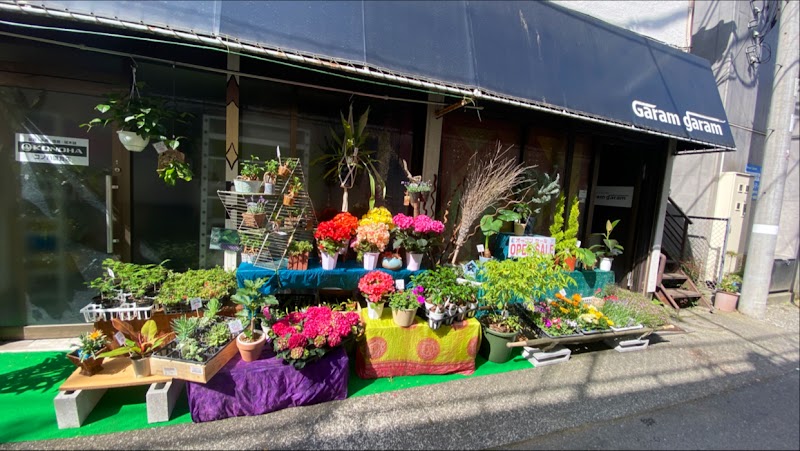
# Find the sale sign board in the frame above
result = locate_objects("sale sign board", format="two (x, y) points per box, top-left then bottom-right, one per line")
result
(507, 236), (556, 258)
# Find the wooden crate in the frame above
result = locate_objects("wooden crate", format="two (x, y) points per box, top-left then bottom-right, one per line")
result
(149, 338), (238, 383)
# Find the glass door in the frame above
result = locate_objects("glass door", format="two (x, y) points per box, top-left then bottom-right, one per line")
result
(1, 88), (117, 326)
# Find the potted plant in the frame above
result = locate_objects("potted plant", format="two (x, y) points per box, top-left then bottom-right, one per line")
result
(263, 159), (279, 194)
(589, 219), (624, 271)
(156, 146), (194, 186)
(387, 289), (422, 327)
(314, 219), (351, 270)
(392, 213), (444, 271)
(358, 270), (395, 319)
(497, 202), (533, 236)
(550, 194), (583, 271)
(288, 240), (313, 270)
(243, 196), (269, 228)
(283, 175), (303, 206)
(352, 222), (390, 270)
(231, 278), (278, 362)
(81, 85), (189, 153)
(277, 158), (297, 178)
(479, 214), (503, 261)
(234, 156), (265, 193)
(97, 318), (173, 378)
(402, 180), (432, 207)
(715, 273), (742, 312)
(410, 266), (462, 330)
(240, 234), (264, 264)
(67, 330), (108, 376)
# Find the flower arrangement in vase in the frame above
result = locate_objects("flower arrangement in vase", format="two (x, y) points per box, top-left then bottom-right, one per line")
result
(67, 330), (108, 376)
(266, 305), (364, 369)
(392, 213), (444, 271)
(352, 222), (390, 270)
(314, 220), (352, 270)
(358, 270), (395, 319)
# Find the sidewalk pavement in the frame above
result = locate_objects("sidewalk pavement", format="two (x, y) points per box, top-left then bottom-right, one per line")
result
(2, 301), (798, 450)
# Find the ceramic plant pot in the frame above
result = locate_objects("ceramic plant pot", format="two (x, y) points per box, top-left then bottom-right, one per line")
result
(406, 253), (423, 271)
(367, 302), (385, 320)
(480, 327), (518, 364)
(382, 256), (403, 270)
(363, 252), (380, 270)
(599, 258), (613, 271)
(321, 252), (338, 270)
(714, 291), (739, 312)
(513, 221), (526, 236)
(130, 356), (151, 378)
(117, 130), (150, 152)
(392, 307), (417, 327)
(264, 182), (274, 195)
(233, 178), (262, 193)
(236, 331), (266, 362)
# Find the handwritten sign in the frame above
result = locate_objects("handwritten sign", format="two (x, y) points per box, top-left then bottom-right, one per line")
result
(395, 279), (405, 291)
(189, 298), (203, 311)
(114, 331), (126, 346)
(507, 236), (556, 258)
(228, 319), (244, 335)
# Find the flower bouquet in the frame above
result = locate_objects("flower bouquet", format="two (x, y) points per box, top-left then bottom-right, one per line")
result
(267, 305), (364, 369)
(392, 213), (444, 271)
(358, 270), (395, 319)
(314, 219), (352, 270)
(351, 222), (390, 269)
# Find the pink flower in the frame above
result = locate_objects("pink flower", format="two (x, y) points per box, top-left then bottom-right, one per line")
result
(287, 311), (304, 324)
(328, 333), (342, 347)
(271, 319), (293, 337)
(358, 271), (395, 303)
(392, 213), (414, 230)
(413, 215), (444, 234)
(288, 332), (306, 349)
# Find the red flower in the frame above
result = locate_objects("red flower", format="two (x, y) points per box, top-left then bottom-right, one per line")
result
(288, 332), (307, 349)
(332, 212), (358, 235)
(358, 270), (395, 303)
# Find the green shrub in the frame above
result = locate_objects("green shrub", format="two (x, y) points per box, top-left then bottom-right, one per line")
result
(601, 285), (671, 328)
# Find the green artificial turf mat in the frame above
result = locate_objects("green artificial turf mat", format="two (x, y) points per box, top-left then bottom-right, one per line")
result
(0, 347), (532, 443)
(0, 352), (192, 443)
(347, 348), (533, 397)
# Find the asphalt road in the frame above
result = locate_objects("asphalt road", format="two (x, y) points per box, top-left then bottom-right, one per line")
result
(498, 368), (800, 450)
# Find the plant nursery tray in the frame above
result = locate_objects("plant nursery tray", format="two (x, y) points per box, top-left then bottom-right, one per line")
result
(150, 338), (238, 383)
(580, 328), (610, 335)
(610, 324), (644, 332)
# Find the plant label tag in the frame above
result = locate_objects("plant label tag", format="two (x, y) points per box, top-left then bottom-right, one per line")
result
(163, 367), (177, 377)
(477, 244), (485, 253)
(107, 268), (115, 279)
(153, 141), (169, 154)
(559, 289), (567, 296)
(395, 279), (405, 291)
(228, 319), (244, 335)
(189, 298), (203, 311)
(114, 331), (126, 345)
(190, 366), (203, 375)
(276, 145), (281, 163)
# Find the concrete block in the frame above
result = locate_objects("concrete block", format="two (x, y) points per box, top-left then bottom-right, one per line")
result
(146, 379), (185, 423)
(522, 345), (571, 366)
(54, 389), (106, 429)
(604, 337), (650, 353)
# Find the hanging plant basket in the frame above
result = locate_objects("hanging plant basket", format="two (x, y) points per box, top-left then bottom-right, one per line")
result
(157, 148), (185, 170)
(117, 131), (150, 152)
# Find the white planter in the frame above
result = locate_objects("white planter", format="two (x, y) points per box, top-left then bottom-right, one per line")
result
(263, 182), (274, 195)
(428, 310), (445, 330)
(367, 302), (384, 319)
(241, 253), (257, 264)
(599, 258), (613, 271)
(117, 131), (150, 152)
(233, 178), (262, 193)
(321, 252), (338, 270)
(406, 253), (423, 271)
(479, 255), (493, 263)
(363, 252), (379, 270)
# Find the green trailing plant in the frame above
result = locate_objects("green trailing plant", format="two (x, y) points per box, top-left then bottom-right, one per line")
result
(98, 318), (172, 359)
(388, 289), (422, 310)
(156, 147), (193, 186)
(231, 277), (278, 341)
(590, 219), (624, 259)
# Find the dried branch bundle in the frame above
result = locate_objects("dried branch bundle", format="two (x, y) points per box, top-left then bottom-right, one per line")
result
(450, 141), (532, 264)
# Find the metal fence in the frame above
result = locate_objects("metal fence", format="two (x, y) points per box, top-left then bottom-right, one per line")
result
(681, 216), (730, 293)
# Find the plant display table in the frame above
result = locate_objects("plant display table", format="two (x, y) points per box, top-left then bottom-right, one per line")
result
(236, 261), (422, 294)
(185, 346), (349, 423)
(55, 357), (182, 428)
(356, 309), (480, 379)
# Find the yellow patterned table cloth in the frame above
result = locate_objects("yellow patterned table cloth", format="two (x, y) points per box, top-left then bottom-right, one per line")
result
(355, 309), (481, 378)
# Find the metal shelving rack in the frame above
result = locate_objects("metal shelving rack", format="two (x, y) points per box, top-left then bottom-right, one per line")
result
(217, 158), (317, 270)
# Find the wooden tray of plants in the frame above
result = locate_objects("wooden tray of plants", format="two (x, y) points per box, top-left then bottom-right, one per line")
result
(149, 299), (238, 383)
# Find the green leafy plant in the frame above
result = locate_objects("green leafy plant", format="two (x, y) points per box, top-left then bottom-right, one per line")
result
(207, 323), (232, 348)
(156, 267), (237, 307)
(600, 285), (672, 327)
(98, 318), (173, 359)
(171, 316), (200, 342)
(239, 156), (265, 181)
(479, 214), (503, 258)
(388, 290), (422, 310)
(590, 219), (624, 259)
(263, 159), (279, 183)
(288, 176), (304, 196)
(719, 273), (742, 294)
(288, 240), (313, 256)
(403, 180), (432, 193)
(73, 330), (108, 362)
(550, 195), (591, 267)
(231, 278), (278, 341)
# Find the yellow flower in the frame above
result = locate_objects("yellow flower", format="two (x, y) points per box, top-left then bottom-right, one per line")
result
(89, 330), (102, 340)
(607, 320), (615, 326)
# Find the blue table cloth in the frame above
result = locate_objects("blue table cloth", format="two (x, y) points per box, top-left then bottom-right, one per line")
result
(237, 260), (422, 294)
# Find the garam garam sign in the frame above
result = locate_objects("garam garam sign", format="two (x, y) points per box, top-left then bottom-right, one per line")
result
(632, 100), (725, 136)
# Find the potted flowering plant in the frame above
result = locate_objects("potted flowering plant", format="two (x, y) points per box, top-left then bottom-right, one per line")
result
(243, 196), (269, 228)
(287, 240), (313, 270)
(392, 213), (444, 271)
(387, 289), (423, 327)
(266, 305), (364, 369)
(235, 156), (265, 193)
(528, 293), (584, 338)
(358, 270), (395, 319)
(314, 219), (352, 270)
(67, 330), (108, 376)
(402, 180), (431, 206)
(360, 207), (395, 231)
(352, 222), (390, 270)
(714, 273), (742, 312)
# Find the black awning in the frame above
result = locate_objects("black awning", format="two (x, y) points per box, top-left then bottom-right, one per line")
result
(30, 0), (736, 149)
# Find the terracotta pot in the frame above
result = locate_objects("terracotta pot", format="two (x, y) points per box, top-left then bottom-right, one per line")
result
(403, 192), (411, 206)
(242, 212), (267, 228)
(563, 256), (577, 271)
(288, 253), (309, 270)
(714, 291), (739, 312)
(278, 165), (291, 177)
(66, 349), (106, 376)
(236, 331), (266, 362)
(283, 194), (295, 206)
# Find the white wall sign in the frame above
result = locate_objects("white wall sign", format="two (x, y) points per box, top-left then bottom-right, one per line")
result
(507, 236), (556, 258)
(15, 133), (89, 166)
(594, 186), (634, 208)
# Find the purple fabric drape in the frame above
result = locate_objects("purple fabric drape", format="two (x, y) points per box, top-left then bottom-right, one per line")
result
(186, 346), (349, 423)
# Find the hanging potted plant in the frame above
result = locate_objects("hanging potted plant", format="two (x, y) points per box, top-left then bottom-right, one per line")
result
(234, 156), (265, 193)
(263, 159), (279, 195)
(388, 289), (422, 327)
(287, 240), (313, 270)
(66, 330), (108, 376)
(242, 196), (269, 228)
(156, 143), (194, 186)
(97, 318), (173, 378)
(283, 175), (303, 206)
(358, 270), (395, 320)
(589, 219), (624, 271)
(232, 278), (278, 362)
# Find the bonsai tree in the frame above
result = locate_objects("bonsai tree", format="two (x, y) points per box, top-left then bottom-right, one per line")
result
(231, 278), (278, 342)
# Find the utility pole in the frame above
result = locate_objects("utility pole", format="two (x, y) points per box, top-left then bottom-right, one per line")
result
(739, 0), (799, 319)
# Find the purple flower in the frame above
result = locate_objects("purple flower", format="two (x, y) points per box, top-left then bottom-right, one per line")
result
(413, 286), (424, 295)
(544, 318), (552, 328)
(417, 295), (426, 304)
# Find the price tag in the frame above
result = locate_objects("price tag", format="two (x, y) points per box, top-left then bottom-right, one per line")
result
(114, 331), (126, 346)
(395, 279), (405, 291)
(189, 298), (203, 311)
(477, 244), (485, 253)
(559, 289), (567, 296)
(153, 141), (169, 154)
(190, 366), (203, 375)
(228, 319), (244, 335)
(163, 367), (177, 377)
(107, 268), (115, 279)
